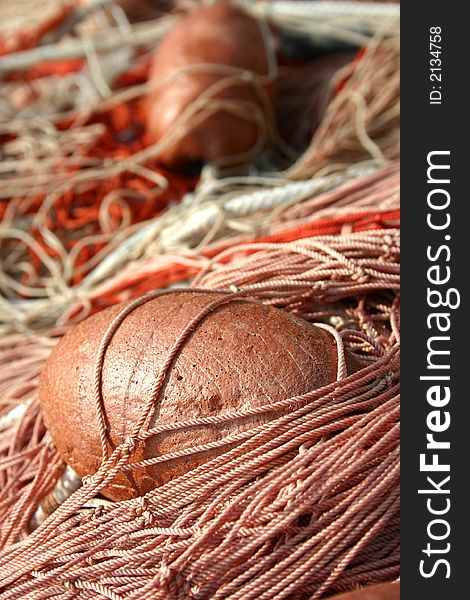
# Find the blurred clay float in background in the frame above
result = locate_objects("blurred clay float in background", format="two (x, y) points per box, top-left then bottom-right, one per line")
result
(329, 581), (399, 600)
(39, 290), (339, 500)
(147, 0), (277, 168)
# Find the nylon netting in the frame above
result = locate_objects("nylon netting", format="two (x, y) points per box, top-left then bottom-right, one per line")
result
(0, 3), (400, 597)
(0, 225), (399, 598)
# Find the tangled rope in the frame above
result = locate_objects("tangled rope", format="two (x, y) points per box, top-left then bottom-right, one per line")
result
(0, 160), (399, 334)
(0, 227), (399, 598)
(1, 4), (400, 597)
(1, 4), (399, 335)
(288, 33), (400, 179)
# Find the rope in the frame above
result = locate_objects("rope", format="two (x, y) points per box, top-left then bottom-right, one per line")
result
(0, 228), (399, 598)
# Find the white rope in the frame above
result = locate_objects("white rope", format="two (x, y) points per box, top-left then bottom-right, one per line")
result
(0, 16), (177, 74)
(258, 1), (400, 20)
(79, 162), (379, 289)
(159, 177), (342, 248)
(243, 0), (399, 46)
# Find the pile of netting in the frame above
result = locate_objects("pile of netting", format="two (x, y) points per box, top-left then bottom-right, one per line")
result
(0, 1), (400, 598)
(0, 0), (399, 334)
(0, 226), (400, 599)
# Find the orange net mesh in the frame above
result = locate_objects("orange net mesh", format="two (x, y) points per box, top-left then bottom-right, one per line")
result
(0, 228), (399, 599)
(0, 4), (400, 597)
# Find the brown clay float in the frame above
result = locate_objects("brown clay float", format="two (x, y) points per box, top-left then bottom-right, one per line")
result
(39, 291), (338, 500)
(147, 1), (276, 168)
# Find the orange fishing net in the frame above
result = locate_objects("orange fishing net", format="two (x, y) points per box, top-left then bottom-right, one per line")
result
(0, 227), (400, 599)
(0, 2), (400, 597)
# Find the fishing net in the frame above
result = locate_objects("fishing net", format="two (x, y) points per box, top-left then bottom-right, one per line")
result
(0, 227), (400, 598)
(0, 1), (400, 597)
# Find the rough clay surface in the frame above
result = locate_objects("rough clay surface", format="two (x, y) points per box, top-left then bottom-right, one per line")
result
(147, 1), (274, 168)
(39, 292), (337, 500)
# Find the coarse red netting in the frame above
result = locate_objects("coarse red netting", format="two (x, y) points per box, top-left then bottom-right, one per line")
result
(78, 160), (399, 316)
(1, 25), (399, 334)
(0, 225), (399, 599)
(1, 3), (400, 597)
(0, 159), (399, 332)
